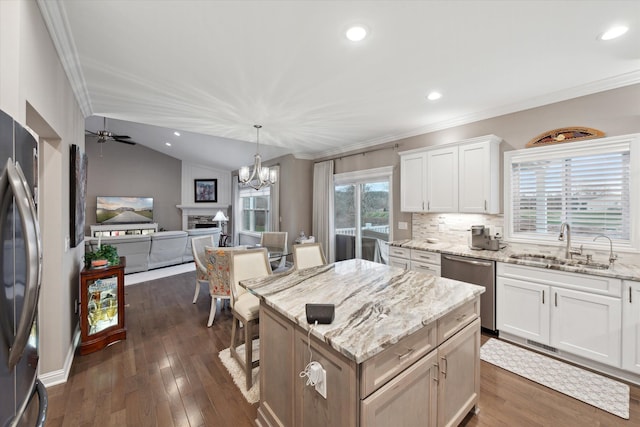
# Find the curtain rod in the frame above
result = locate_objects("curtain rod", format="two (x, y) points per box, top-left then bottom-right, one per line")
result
(315, 143), (399, 163)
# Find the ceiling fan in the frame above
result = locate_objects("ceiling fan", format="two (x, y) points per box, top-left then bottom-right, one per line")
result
(85, 117), (136, 145)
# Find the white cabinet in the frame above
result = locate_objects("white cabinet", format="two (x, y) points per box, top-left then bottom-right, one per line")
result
(458, 140), (500, 213)
(497, 263), (622, 367)
(623, 280), (640, 374)
(410, 249), (441, 277)
(496, 276), (550, 343)
(426, 146), (458, 212)
(399, 135), (501, 213)
(400, 153), (427, 212)
(388, 246), (411, 269)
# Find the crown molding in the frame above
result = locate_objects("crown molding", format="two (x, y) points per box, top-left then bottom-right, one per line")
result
(312, 71), (640, 160)
(37, 0), (93, 117)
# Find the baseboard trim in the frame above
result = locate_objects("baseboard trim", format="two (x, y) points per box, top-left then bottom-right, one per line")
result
(39, 326), (80, 387)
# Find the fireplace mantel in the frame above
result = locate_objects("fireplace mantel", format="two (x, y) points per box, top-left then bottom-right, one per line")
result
(177, 204), (230, 230)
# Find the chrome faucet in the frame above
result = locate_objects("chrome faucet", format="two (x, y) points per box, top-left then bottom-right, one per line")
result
(558, 222), (582, 259)
(593, 234), (617, 265)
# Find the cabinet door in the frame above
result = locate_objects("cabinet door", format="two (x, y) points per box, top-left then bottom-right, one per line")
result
(497, 277), (550, 343)
(258, 306), (295, 427)
(551, 287), (622, 367)
(437, 318), (480, 427)
(459, 141), (498, 213)
(400, 152), (427, 212)
(427, 147), (458, 212)
(361, 350), (437, 427)
(622, 281), (640, 374)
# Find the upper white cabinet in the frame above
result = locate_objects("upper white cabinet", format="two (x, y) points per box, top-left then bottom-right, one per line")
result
(399, 135), (501, 213)
(400, 152), (427, 212)
(427, 146), (458, 212)
(458, 140), (500, 213)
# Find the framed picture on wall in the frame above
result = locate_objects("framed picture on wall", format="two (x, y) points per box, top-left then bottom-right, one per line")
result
(70, 144), (88, 247)
(194, 179), (217, 203)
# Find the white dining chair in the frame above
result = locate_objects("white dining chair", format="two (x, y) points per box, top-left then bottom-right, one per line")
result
(293, 243), (327, 270)
(229, 247), (272, 390)
(260, 231), (288, 270)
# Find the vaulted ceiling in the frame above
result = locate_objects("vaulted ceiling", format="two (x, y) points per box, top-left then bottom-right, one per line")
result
(39, 1), (640, 170)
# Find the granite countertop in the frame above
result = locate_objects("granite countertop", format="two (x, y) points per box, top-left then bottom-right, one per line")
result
(391, 239), (640, 281)
(239, 258), (484, 364)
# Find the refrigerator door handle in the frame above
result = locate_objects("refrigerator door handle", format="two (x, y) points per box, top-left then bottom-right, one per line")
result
(5, 160), (42, 370)
(34, 379), (48, 427)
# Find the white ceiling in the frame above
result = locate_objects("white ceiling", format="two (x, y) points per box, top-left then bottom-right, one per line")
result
(39, 1), (640, 171)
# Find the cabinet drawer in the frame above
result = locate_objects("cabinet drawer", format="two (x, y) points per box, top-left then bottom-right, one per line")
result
(410, 249), (440, 264)
(437, 299), (479, 345)
(389, 246), (410, 259)
(389, 256), (410, 270)
(360, 322), (436, 398)
(411, 260), (441, 277)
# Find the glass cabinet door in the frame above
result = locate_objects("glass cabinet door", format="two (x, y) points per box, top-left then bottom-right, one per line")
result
(87, 275), (119, 335)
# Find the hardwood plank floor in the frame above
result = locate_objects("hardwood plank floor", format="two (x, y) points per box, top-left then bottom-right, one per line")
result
(46, 271), (640, 426)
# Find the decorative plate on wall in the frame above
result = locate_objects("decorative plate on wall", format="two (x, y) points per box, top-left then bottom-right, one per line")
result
(525, 127), (605, 148)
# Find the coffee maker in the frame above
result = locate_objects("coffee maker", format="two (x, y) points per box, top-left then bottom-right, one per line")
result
(470, 225), (501, 250)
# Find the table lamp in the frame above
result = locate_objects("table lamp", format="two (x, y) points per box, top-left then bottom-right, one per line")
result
(213, 210), (228, 233)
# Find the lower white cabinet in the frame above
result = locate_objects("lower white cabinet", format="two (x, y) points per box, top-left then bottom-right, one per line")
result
(497, 263), (622, 367)
(623, 280), (640, 375)
(388, 246), (441, 276)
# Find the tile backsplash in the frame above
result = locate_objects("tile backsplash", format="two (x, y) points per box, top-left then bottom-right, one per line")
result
(412, 213), (504, 245)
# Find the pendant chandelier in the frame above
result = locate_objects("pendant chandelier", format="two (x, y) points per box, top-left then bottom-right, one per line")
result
(239, 124), (277, 190)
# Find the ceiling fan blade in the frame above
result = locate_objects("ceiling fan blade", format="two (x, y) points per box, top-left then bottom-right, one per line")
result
(85, 129), (99, 136)
(113, 138), (136, 145)
(111, 134), (131, 139)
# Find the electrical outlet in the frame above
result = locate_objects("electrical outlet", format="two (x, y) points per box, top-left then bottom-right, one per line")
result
(398, 221), (408, 230)
(315, 366), (327, 399)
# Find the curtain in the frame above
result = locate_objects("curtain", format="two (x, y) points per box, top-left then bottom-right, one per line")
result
(231, 174), (240, 246)
(313, 161), (335, 262)
(270, 165), (280, 232)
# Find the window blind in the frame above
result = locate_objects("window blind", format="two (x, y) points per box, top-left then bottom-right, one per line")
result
(511, 150), (630, 241)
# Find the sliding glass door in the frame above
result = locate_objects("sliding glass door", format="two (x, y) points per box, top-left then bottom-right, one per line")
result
(334, 167), (392, 263)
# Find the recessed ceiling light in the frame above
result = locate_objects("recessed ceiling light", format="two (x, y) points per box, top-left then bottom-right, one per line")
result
(599, 25), (629, 40)
(427, 91), (442, 101)
(346, 26), (367, 42)
(173, 131), (181, 136)
(165, 142), (172, 147)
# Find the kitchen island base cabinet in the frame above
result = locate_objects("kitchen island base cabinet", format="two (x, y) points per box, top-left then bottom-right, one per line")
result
(257, 302), (480, 427)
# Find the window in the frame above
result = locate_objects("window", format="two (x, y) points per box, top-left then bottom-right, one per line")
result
(505, 134), (639, 249)
(239, 187), (270, 233)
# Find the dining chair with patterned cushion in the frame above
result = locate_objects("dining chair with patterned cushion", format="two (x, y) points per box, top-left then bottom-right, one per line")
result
(293, 242), (327, 270)
(203, 246), (246, 327)
(191, 235), (215, 304)
(229, 247), (272, 390)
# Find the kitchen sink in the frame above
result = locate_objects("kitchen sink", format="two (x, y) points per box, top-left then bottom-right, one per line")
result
(509, 253), (610, 270)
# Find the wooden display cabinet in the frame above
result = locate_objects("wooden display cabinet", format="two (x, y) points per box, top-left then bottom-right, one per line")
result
(79, 257), (126, 355)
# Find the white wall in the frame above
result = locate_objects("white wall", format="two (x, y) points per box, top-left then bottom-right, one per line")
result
(1, 0), (86, 383)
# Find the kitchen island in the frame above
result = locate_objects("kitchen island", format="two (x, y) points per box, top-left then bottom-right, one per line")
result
(239, 259), (485, 427)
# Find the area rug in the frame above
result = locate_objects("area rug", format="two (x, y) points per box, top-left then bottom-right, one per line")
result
(480, 338), (629, 419)
(218, 340), (260, 404)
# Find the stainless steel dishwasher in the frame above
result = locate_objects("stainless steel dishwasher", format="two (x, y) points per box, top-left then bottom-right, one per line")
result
(441, 254), (496, 332)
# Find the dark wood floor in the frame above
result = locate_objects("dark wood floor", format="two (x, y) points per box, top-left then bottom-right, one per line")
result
(46, 271), (640, 426)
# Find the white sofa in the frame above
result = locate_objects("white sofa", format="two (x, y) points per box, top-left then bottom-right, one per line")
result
(85, 227), (220, 274)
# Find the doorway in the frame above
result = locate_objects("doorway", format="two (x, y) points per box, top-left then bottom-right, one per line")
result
(334, 167), (392, 263)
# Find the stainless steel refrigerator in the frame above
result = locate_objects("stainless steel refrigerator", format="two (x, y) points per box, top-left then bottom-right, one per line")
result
(0, 109), (46, 427)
